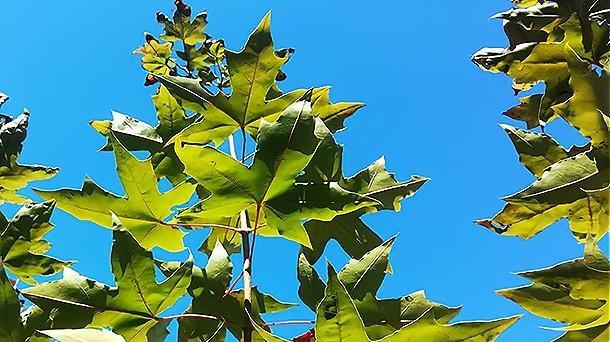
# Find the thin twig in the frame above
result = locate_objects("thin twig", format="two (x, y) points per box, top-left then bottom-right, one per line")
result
(223, 269), (245, 297)
(243, 151), (255, 162)
(160, 313), (221, 322)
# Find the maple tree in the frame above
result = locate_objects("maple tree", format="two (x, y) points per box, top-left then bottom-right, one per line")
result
(473, 0), (609, 340)
(0, 1), (540, 341)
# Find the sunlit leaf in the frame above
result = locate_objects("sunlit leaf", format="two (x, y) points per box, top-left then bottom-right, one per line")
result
(37, 328), (126, 342)
(23, 222), (193, 342)
(157, 14), (364, 146)
(0, 266), (23, 341)
(0, 201), (70, 284)
(35, 134), (196, 251)
(173, 96), (376, 247)
(0, 111), (58, 204)
(498, 246), (609, 341)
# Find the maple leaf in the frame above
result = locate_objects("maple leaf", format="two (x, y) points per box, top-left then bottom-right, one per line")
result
(258, 256), (518, 342)
(0, 200), (70, 284)
(156, 13), (363, 147)
(0, 266), (23, 341)
(134, 35), (176, 77)
(157, 241), (294, 341)
(498, 245), (609, 341)
(91, 85), (197, 184)
(0, 110), (58, 204)
(35, 134), (196, 252)
(172, 96), (376, 247)
(22, 220), (193, 342)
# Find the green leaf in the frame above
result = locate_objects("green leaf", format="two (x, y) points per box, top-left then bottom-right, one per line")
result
(157, 8), (208, 45)
(249, 313), (289, 342)
(158, 242), (232, 341)
(134, 36), (176, 76)
(502, 94), (544, 129)
(158, 242), (293, 341)
(315, 265), (370, 341)
(154, 85), (197, 141)
(501, 124), (570, 177)
(38, 328), (126, 342)
(554, 324), (610, 342)
(338, 237), (395, 300)
(178, 284), (293, 342)
(498, 246), (609, 340)
(554, 58), (609, 147)
(105, 219), (193, 318)
(23, 224), (193, 342)
(157, 13), (300, 144)
(178, 40), (226, 74)
(0, 266), (23, 341)
(157, 15), (364, 146)
(339, 157), (428, 212)
(297, 243), (510, 341)
(501, 282), (605, 325)
(297, 251), (325, 311)
(91, 90), (197, 184)
(472, 42), (567, 92)
(303, 213), (383, 266)
(198, 217), (242, 256)
(511, 0), (546, 8)
(300, 129), (426, 259)
(157, 240), (232, 297)
(313, 265), (517, 342)
(0, 188), (28, 205)
(379, 309), (520, 342)
(519, 244), (609, 300)
(302, 155), (427, 264)
(0, 201), (70, 284)
(493, 2), (563, 32)
(478, 153), (609, 242)
(91, 111), (162, 152)
(35, 134), (196, 251)
(173, 97), (376, 247)
(21, 268), (111, 332)
(310, 86), (364, 133)
(355, 291), (460, 340)
(0, 112), (58, 204)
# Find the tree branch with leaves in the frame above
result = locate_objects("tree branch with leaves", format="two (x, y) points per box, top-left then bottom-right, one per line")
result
(1, 1), (523, 341)
(473, 0), (609, 340)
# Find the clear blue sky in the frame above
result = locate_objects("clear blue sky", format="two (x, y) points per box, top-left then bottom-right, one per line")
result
(1, 1), (607, 341)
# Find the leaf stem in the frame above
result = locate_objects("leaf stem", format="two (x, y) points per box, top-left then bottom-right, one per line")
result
(159, 313), (221, 322)
(223, 269), (245, 297)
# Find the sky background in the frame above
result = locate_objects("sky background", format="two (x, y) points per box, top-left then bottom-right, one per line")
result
(1, 1), (607, 341)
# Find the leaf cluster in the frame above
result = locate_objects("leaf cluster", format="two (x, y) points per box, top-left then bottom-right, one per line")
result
(0, 1), (525, 341)
(472, 0), (610, 243)
(473, 0), (610, 340)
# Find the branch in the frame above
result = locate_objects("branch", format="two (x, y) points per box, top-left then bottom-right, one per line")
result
(228, 133), (254, 342)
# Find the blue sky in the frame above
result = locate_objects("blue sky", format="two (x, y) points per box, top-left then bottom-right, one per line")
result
(1, 1), (607, 341)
